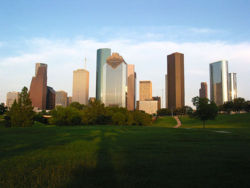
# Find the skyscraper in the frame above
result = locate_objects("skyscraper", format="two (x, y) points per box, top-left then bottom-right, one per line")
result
(139, 81), (152, 101)
(228, 73), (237, 101)
(6, 91), (19, 108)
(210, 60), (229, 105)
(165, 74), (168, 108)
(46, 86), (55, 110)
(55, 90), (68, 107)
(103, 52), (127, 107)
(167, 52), (185, 110)
(199, 82), (208, 98)
(96, 48), (111, 101)
(29, 63), (47, 110)
(127, 64), (136, 111)
(72, 69), (89, 105)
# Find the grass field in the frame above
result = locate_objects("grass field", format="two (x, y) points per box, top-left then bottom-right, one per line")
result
(0, 113), (250, 188)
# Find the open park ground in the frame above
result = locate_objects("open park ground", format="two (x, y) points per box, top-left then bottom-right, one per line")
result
(0, 113), (250, 188)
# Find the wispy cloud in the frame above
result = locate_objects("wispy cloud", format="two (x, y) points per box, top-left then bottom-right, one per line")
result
(0, 38), (250, 106)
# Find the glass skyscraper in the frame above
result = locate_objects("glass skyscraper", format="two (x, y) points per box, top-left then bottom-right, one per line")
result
(228, 73), (237, 101)
(96, 48), (111, 101)
(103, 53), (127, 107)
(210, 60), (229, 105)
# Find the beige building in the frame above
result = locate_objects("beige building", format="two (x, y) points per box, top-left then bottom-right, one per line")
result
(127, 64), (136, 111)
(139, 81), (152, 101)
(138, 100), (158, 115)
(72, 69), (89, 105)
(67, 97), (72, 106)
(55, 91), (68, 107)
(165, 74), (168, 108)
(6, 92), (19, 108)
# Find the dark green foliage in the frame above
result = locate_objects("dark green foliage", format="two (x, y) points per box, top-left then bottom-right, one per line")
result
(222, 101), (234, 113)
(49, 106), (82, 126)
(7, 87), (34, 127)
(33, 112), (48, 124)
(0, 103), (7, 115)
(112, 112), (126, 125)
(245, 101), (250, 112)
(157, 108), (171, 116)
(232, 97), (245, 112)
(132, 110), (152, 126)
(70, 102), (85, 110)
(191, 96), (218, 128)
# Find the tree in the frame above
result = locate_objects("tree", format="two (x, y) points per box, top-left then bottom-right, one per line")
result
(233, 97), (245, 112)
(223, 101), (234, 114)
(0, 103), (7, 115)
(157, 108), (171, 116)
(191, 96), (218, 128)
(70, 102), (85, 110)
(8, 87), (34, 127)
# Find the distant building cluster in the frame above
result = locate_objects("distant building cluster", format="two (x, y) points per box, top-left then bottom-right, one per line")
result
(5, 48), (238, 112)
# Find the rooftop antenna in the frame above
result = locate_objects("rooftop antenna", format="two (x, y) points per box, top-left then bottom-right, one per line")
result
(84, 57), (87, 69)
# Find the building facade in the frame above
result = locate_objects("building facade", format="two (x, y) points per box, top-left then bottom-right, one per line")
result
(55, 91), (68, 107)
(6, 92), (19, 108)
(139, 81), (152, 101)
(127, 64), (136, 111)
(46, 86), (55, 110)
(96, 48), (111, 101)
(103, 53), (127, 107)
(29, 63), (47, 110)
(210, 60), (229, 105)
(152, 96), (161, 110)
(199, 82), (208, 98)
(138, 100), (158, 115)
(165, 74), (168, 108)
(72, 69), (89, 105)
(167, 52), (185, 110)
(67, 97), (72, 106)
(228, 73), (237, 101)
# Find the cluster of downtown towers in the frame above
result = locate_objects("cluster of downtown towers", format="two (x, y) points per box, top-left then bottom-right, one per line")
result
(6, 48), (237, 112)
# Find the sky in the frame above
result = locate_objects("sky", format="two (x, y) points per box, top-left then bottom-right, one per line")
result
(0, 0), (250, 106)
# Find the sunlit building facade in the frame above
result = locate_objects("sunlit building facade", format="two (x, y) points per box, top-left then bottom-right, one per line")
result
(56, 91), (68, 107)
(6, 91), (19, 108)
(210, 60), (229, 105)
(96, 48), (111, 102)
(127, 64), (136, 111)
(72, 69), (89, 105)
(139, 81), (152, 101)
(228, 73), (237, 101)
(103, 53), (127, 107)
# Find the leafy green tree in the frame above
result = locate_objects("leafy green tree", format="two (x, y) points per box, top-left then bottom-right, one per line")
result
(133, 110), (152, 126)
(191, 96), (218, 128)
(245, 101), (250, 112)
(0, 103), (7, 115)
(49, 106), (81, 126)
(70, 102), (85, 110)
(157, 108), (171, 116)
(223, 101), (234, 113)
(112, 112), (126, 125)
(8, 87), (34, 127)
(233, 97), (245, 112)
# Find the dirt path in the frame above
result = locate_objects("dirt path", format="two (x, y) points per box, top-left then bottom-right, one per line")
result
(173, 116), (181, 128)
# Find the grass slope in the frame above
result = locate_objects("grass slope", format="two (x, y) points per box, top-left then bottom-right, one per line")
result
(0, 113), (250, 188)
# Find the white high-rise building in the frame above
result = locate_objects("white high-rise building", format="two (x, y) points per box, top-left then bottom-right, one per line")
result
(6, 92), (19, 108)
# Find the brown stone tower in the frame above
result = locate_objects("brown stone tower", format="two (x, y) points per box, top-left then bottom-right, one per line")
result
(199, 82), (208, 98)
(127, 64), (136, 111)
(167, 52), (185, 110)
(29, 63), (47, 110)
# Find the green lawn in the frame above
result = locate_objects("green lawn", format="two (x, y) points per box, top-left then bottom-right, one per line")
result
(0, 113), (250, 188)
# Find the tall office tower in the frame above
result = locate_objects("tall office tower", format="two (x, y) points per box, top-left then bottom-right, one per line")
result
(210, 60), (229, 105)
(55, 90), (68, 107)
(6, 92), (19, 108)
(127, 64), (136, 111)
(72, 69), (89, 105)
(29, 63), (47, 110)
(199, 82), (208, 98)
(103, 53), (127, 107)
(165, 74), (168, 108)
(46, 86), (55, 110)
(96, 48), (111, 101)
(139, 81), (152, 101)
(167, 52), (185, 110)
(228, 73), (237, 101)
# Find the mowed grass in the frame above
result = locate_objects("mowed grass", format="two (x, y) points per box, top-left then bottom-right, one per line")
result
(0, 113), (250, 188)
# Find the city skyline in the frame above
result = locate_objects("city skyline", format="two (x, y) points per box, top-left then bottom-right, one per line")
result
(0, 1), (250, 106)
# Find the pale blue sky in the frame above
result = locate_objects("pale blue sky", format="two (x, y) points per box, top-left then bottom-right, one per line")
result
(0, 0), (250, 105)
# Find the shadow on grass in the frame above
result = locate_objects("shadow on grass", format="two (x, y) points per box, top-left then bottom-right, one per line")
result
(65, 128), (119, 188)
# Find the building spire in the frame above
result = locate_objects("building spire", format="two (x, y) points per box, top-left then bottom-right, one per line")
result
(84, 57), (87, 69)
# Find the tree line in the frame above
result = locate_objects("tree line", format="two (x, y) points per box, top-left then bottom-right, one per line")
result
(0, 87), (152, 127)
